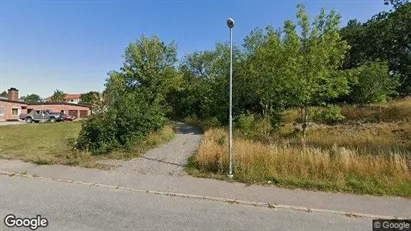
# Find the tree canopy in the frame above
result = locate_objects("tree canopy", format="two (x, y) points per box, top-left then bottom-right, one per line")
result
(341, 2), (411, 95)
(77, 35), (180, 154)
(76, 3), (410, 154)
(50, 90), (67, 103)
(21, 94), (42, 103)
(0, 91), (7, 98)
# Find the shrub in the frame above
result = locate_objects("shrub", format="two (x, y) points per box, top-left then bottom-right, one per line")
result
(205, 117), (221, 128)
(348, 61), (399, 105)
(313, 105), (345, 124)
(253, 116), (273, 136)
(76, 92), (166, 155)
(236, 114), (255, 131)
(76, 113), (118, 155)
(268, 110), (285, 128)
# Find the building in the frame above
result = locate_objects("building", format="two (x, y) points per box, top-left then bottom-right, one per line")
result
(0, 88), (91, 122)
(0, 88), (26, 122)
(44, 93), (82, 104)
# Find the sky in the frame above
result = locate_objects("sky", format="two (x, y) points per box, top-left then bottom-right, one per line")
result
(0, 0), (391, 98)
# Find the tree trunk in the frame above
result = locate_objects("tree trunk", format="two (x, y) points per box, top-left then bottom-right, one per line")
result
(261, 101), (267, 116)
(301, 106), (309, 148)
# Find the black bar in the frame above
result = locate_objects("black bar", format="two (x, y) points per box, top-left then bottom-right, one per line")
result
(373, 219), (411, 231)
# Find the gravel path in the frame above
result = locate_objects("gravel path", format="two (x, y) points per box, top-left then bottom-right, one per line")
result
(102, 122), (203, 176)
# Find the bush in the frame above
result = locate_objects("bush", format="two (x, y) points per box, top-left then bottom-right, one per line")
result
(205, 117), (221, 128)
(253, 116), (273, 135)
(76, 113), (118, 155)
(76, 93), (166, 155)
(313, 105), (345, 124)
(268, 110), (285, 128)
(75, 35), (179, 155)
(349, 61), (399, 105)
(236, 114), (255, 131)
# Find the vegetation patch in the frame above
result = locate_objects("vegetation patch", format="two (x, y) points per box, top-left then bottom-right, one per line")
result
(188, 127), (411, 197)
(0, 122), (175, 168)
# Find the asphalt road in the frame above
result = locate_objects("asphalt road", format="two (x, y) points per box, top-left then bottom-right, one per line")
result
(0, 175), (370, 231)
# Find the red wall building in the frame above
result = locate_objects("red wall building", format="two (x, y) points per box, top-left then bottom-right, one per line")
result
(0, 88), (91, 122)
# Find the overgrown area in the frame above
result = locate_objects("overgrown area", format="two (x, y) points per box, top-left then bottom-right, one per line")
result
(188, 107), (411, 196)
(179, 3), (411, 196)
(0, 122), (175, 168)
(75, 36), (181, 155)
(74, 2), (409, 157)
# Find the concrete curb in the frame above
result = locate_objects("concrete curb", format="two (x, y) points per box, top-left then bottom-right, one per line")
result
(1, 170), (409, 220)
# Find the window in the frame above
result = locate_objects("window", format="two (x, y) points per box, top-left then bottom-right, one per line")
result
(12, 108), (19, 116)
(0, 106), (4, 116)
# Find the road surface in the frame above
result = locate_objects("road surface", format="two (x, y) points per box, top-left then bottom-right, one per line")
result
(0, 175), (370, 231)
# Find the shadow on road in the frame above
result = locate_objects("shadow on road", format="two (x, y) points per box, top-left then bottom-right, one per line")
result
(140, 156), (185, 167)
(174, 123), (203, 135)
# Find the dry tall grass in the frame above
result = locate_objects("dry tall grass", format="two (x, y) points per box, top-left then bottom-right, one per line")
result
(192, 128), (411, 196)
(307, 122), (411, 155)
(284, 97), (411, 123)
(341, 97), (411, 122)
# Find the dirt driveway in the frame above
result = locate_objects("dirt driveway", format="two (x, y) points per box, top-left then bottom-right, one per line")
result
(100, 122), (203, 176)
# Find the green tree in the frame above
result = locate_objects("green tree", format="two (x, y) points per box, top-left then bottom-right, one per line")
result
(0, 91), (7, 98)
(79, 91), (102, 114)
(79, 91), (100, 105)
(50, 90), (66, 102)
(201, 43), (244, 124)
(341, 2), (411, 95)
(384, 0), (409, 8)
(173, 43), (244, 124)
(21, 94), (42, 103)
(242, 26), (288, 118)
(285, 4), (351, 139)
(77, 35), (180, 154)
(340, 19), (368, 69)
(349, 61), (400, 104)
(166, 62), (208, 119)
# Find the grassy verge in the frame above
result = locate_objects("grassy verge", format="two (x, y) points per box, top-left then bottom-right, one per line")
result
(0, 121), (175, 168)
(284, 97), (411, 124)
(187, 127), (411, 197)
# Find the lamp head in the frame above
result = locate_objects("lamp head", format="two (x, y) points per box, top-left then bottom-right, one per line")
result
(227, 18), (235, 29)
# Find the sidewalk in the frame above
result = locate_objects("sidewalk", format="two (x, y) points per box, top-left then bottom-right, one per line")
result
(1, 159), (410, 219)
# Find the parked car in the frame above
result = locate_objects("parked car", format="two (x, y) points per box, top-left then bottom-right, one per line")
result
(19, 110), (62, 123)
(62, 114), (75, 121)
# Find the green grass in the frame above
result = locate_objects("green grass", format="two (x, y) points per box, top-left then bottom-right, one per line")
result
(0, 121), (175, 168)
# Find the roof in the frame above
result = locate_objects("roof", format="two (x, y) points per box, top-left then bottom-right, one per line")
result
(45, 93), (82, 101)
(28, 102), (91, 108)
(0, 97), (27, 104)
(64, 94), (82, 100)
(0, 98), (90, 108)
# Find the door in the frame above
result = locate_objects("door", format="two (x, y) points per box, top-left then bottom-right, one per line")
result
(32, 110), (41, 120)
(79, 110), (88, 118)
(68, 110), (78, 118)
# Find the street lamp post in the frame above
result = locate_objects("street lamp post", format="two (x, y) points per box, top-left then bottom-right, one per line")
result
(227, 18), (234, 179)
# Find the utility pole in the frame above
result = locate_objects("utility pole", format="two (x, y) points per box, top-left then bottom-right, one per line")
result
(227, 18), (235, 179)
